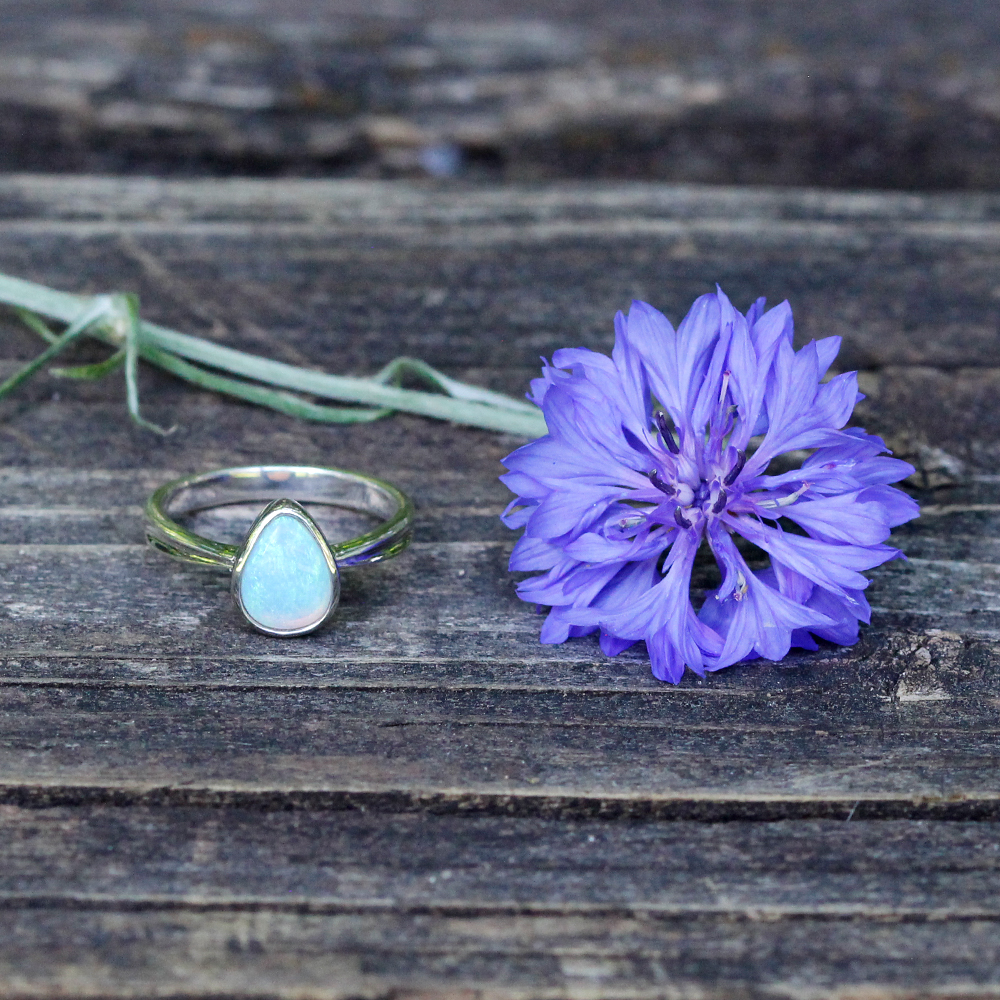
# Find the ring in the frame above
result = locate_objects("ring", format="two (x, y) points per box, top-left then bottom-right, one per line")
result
(145, 465), (413, 636)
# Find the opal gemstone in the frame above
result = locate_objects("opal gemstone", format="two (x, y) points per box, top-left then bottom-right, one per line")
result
(238, 513), (335, 633)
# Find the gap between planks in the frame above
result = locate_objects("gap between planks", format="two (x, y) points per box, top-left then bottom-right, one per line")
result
(0, 894), (998, 922)
(2, 784), (1000, 822)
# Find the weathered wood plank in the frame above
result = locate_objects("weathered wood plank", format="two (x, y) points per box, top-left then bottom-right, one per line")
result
(3, 177), (1000, 224)
(0, 466), (512, 507)
(1, 454), (996, 643)
(0, 466), (512, 545)
(0, 658), (996, 811)
(1, 907), (1000, 998)
(7, 803), (1000, 994)
(0, 455), (994, 818)
(1, 0), (1000, 190)
(4, 806), (1000, 918)
(4, 217), (1000, 374)
(0, 184), (992, 817)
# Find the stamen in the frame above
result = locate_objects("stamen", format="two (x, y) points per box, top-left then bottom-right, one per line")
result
(617, 514), (646, 532)
(674, 507), (693, 529)
(734, 570), (748, 601)
(711, 489), (728, 514)
(723, 450), (747, 486)
(719, 370), (732, 404)
(654, 410), (680, 454)
(647, 469), (676, 496)
(757, 481), (811, 509)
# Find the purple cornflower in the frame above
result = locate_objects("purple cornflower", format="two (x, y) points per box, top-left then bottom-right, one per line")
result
(500, 288), (919, 683)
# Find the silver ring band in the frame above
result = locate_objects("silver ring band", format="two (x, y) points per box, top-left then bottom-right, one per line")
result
(145, 465), (413, 636)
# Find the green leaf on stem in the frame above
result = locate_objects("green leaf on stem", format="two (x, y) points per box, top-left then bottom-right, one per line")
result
(51, 349), (126, 380)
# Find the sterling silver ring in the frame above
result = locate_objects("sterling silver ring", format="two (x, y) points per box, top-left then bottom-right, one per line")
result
(145, 465), (413, 636)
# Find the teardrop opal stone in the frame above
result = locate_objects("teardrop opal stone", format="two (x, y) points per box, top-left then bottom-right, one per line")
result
(238, 513), (335, 633)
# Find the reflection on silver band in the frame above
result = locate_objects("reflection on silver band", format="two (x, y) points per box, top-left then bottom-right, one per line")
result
(145, 465), (414, 570)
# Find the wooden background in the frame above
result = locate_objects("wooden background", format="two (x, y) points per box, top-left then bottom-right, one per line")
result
(1, 176), (1000, 995)
(4, 0), (1000, 189)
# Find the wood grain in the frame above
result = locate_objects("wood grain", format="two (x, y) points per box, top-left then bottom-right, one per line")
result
(5, 806), (1000, 916)
(5, 908), (1000, 999)
(0, 805), (998, 996)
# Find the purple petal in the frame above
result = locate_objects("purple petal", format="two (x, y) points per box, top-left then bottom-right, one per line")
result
(813, 336), (843, 377)
(501, 498), (536, 529)
(745, 296), (767, 328)
(597, 531), (723, 680)
(539, 609), (598, 644)
(518, 556), (626, 609)
(805, 585), (866, 645)
(701, 526), (835, 667)
(508, 534), (560, 572)
(779, 489), (896, 546)
(764, 559), (814, 604)
(730, 514), (898, 600)
(858, 485), (921, 526)
(601, 631), (638, 656)
(626, 296), (721, 427)
(749, 299), (794, 357)
(777, 486), (918, 545)
(525, 483), (623, 540)
(564, 527), (671, 564)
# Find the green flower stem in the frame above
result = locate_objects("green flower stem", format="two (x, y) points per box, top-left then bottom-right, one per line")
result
(371, 356), (540, 415)
(41, 318), (387, 424)
(0, 272), (548, 438)
(144, 343), (393, 424)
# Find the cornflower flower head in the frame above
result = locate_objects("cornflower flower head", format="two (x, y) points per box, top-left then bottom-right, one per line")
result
(500, 287), (919, 683)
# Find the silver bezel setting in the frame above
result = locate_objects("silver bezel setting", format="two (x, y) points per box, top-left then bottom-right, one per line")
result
(145, 465), (412, 639)
(231, 498), (341, 637)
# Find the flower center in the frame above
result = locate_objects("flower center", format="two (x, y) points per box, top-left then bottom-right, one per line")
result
(649, 452), (745, 521)
(619, 420), (750, 539)
(647, 471), (732, 531)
